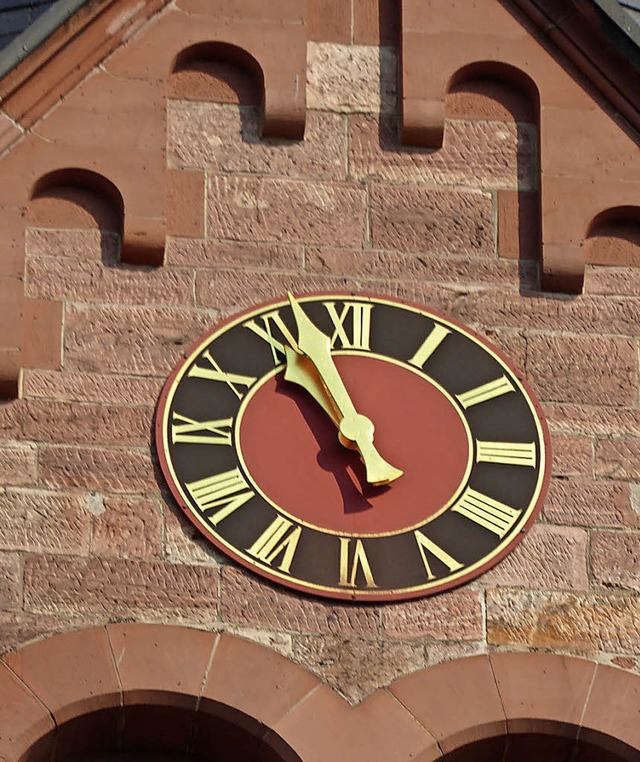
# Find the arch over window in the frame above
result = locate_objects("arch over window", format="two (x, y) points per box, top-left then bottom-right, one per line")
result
(586, 206), (640, 267)
(1, 624), (638, 761)
(168, 42), (265, 108)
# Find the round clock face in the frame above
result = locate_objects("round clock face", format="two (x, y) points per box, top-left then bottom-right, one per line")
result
(155, 293), (550, 601)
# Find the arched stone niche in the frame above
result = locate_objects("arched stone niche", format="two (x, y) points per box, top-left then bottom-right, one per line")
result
(1, 624), (638, 762)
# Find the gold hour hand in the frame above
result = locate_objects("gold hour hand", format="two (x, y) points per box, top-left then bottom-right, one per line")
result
(287, 293), (403, 486)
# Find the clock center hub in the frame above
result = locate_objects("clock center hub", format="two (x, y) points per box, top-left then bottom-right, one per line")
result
(236, 354), (472, 536)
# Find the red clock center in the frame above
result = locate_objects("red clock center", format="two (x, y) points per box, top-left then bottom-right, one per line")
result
(237, 355), (472, 536)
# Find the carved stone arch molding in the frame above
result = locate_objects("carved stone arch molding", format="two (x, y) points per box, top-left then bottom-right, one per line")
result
(1, 624), (638, 762)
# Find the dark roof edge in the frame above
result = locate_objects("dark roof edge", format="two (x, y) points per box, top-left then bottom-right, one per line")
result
(592, 0), (640, 67)
(0, 0), (88, 81)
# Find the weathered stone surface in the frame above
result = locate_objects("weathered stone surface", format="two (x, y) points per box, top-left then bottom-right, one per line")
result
(164, 507), (223, 566)
(25, 228), (118, 261)
(382, 589), (483, 641)
(207, 175), (367, 247)
(487, 589), (640, 653)
(220, 566), (381, 636)
(64, 303), (213, 376)
(425, 640), (487, 666)
(481, 524), (589, 590)
(527, 334), (637, 406)
(549, 433), (593, 477)
(168, 104), (347, 180)
(22, 369), (163, 407)
(0, 441), (37, 486)
(543, 478), (637, 530)
(293, 635), (425, 703)
(0, 489), (91, 555)
(91, 496), (163, 559)
(591, 532), (640, 592)
(349, 115), (533, 190)
(584, 265), (640, 296)
(195, 269), (354, 312)
(26, 256), (195, 306)
(39, 445), (156, 494)
(167, 238), (302, 271)
(24, 556), (219, 623)
(307, 42), (397, 114)
(0, 612), (85, 656)
(544, 402), (640, 439)
(0, 553), (21, 611)
(0, 399), (151, 447)
(595, 438), (640, 480)
(369, 184), (493, 256)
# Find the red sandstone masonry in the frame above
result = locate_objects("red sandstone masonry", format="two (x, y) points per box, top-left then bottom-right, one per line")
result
(543, 478), (638, 530)
(382, 589), (484, 641)
(0, 553), (22, 610)
(369, 183), (493, 256)
(526, 333), (638, 407)
(595, 438), (640, 481)
(0, 441), (37, 486)
(0, 489), (91, 555)
(91, 496), (164, 560)
(590, 532), (640, 592)
(24, 556), (219, 623)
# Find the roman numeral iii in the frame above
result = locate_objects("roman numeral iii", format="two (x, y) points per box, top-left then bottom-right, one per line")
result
(476, 441), (537, 467)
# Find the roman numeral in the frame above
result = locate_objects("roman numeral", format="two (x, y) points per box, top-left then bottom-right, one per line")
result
(323, 301), (372, 350)
(408, 324), (451, 368)
(339, 538), (377, 588)
(414, 530), (463, 580)
(171, 412), (233, 446)
(456, 375), (515, 409)
(186, 468), (255, 525)
(476, 441), (537, 467)
(246, 516), (302, 574)
(244, 309), (298, 365)
(188, 350), (256, 400)
(452, 488), (522, 538)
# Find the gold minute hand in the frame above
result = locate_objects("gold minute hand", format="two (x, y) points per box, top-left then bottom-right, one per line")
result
(287, 293), (403, 486)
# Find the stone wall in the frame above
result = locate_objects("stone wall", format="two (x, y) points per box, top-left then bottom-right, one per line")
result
(0, 0), (638, 706)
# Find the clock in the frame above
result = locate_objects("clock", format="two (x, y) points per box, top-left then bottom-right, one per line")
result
(155, 293), (550, 601)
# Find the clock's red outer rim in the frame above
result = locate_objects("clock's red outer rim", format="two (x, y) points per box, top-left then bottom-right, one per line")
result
(154, 290), (553, 603)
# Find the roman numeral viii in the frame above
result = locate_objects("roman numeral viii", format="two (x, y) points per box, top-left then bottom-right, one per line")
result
(186, 468), (255, 525)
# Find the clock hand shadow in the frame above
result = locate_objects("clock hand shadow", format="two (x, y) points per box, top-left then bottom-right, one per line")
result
(275, 377), (388, 515)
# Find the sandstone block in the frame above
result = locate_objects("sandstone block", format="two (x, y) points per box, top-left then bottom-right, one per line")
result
(26, 257), (194, 307)
(527, 334), (637, 407)
(0, 441), (37, 486)
(207, 175), (367, 248)
(307, 42), (397, 114)
(584, 265), (640, 297)
(92, 496), (163, 559)
(25, 228), (118, 262)
(0, 611), (85, 656)
(487, 589), (640, 653)
(164, 508), (223, 566)
(0, 398), (151, 447)
(220, 566), (381, 636)
(544, 478), (637, 530)
(168, 104), (347, 181)
(293, 635), (425, 703)
(39, 445), (156, 494)
(549, 433), (593, 477)
(349, 115), (533, 190)
(382, 588), (483, 641)
(0, 553), (22, 610)
(167, 238), (302, 271)
(24, 556), (219, 623)
(22, 369), (162, 407)
(0, 489), (91, 555)
(544, 402), (640, 439)
(590, 532), (640, 592)
(166, 169), (204, 238)
(595, 438), (640, 480)
(481, 524), (589, 590)
(369, 183), (493, 256)
(64, 303), (213, 377)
